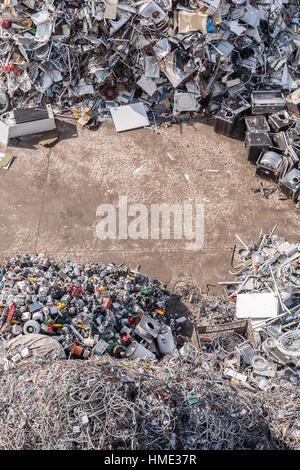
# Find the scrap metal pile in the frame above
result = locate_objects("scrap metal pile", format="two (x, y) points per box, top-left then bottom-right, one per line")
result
(240, 93), (300, 207)
(0, 256), (186, 361)
(1, 0), (300, 197)
(0, 0), (299, 131)
(0, 228), (299, 450)
(191, 226), (300, 396)
(204, 226), (300, 392)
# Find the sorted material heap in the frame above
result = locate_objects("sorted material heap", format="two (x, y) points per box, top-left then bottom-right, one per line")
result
(197, 225), (300, 395)
(0, 0), (300, 130)
(0, 347), (297, 450)
(0, 256), (184, 360)
(0, 227), (299, 450)
(242, 95), (300, 207)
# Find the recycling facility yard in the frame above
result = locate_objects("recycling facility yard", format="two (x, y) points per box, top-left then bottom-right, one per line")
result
(1, 0), (300, 453)
(1, 118), (300, 288)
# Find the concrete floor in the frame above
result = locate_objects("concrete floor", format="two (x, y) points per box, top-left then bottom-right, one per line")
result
(1, 118), (299, 291)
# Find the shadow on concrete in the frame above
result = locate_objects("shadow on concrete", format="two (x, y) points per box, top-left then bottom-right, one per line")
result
(8, 119), (78, 150)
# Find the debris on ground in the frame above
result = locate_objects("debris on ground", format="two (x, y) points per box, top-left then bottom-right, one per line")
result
(0, 349), (297, 450)
(0, 343), (300, 450)
(1, 0), (300, 195)
(241, 97), (300, 207)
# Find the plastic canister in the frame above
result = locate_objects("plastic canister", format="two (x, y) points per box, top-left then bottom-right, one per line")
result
(157, 326), (175, 356)
(126, 341), (156, 360)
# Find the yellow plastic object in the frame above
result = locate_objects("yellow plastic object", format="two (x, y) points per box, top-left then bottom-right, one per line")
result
(57, 302), (66, 310)
(156, 309), (165, 316)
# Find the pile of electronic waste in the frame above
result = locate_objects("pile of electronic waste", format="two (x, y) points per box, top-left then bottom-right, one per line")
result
(0, 226), (299, 449)
(214, 87), (300, 206)
(0, 255), (188, 363)
(0, 0), (299, 133)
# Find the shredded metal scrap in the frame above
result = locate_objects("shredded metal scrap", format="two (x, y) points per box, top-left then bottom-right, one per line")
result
(0, 0), (300, 126)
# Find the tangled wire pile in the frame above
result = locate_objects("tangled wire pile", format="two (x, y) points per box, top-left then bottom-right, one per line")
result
(0, 344), (298, 450)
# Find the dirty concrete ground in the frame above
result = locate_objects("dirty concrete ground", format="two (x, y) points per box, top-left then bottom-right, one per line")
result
(0, 118), (299, 293)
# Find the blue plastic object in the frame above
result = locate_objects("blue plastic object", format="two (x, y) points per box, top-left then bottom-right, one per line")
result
(207, 17), (216, 32)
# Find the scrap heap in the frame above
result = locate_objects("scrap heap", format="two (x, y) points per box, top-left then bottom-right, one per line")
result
(1, 1), (300, 199)
(0, 0), (299, 128)
(0, 256), (186, 360)
(0, 343), (298, 450)
(0, 227), (299, 450)
(192, 226), (300, 396)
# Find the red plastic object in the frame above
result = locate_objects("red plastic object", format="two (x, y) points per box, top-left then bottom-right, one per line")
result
(4, 61), (23, 75)
(4, 62), (14, 73)
(1, 19), (12, 29)
(72, 287), (84, 297)
(121, 333), (131, 342)
(102, 297), (112, 309)
(101, 84), (118, 100)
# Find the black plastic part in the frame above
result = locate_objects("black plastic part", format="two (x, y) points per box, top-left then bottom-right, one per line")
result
(251, 90), (286, 115)
(245, 131), (272, 164)
(213, 109), (236, 137)
(13, 105), (49, 124)
(279, 168), (300, 201)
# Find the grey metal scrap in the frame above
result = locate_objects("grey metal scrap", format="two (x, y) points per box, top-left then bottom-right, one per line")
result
(0, 0), (298, 131)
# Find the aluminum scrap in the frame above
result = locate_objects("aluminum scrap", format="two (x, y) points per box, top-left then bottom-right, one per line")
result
(183, 226), (300, 440)
(0, 0), (299, 127)
(200, 226), (300, 395)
